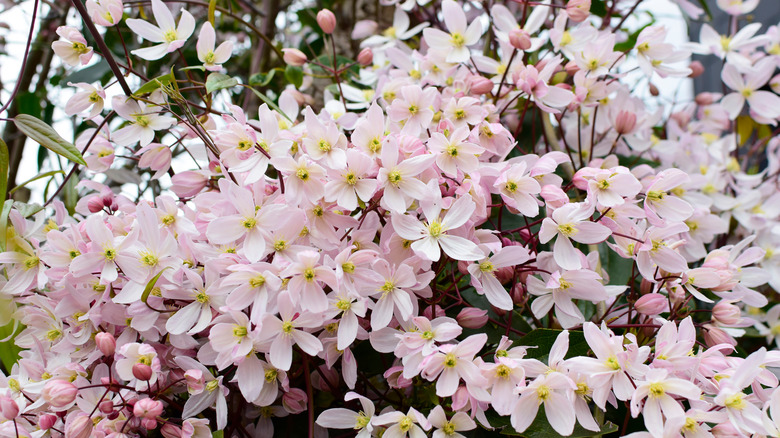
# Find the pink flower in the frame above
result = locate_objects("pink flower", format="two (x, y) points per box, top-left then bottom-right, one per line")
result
(422, 0), (483, 63)
(316, 392), (375, 437)
(540, 202), (612, 270)
(65, 82), (105, 118)
(721, 58), (780, 120)
(126, 0), (195, 60)
(420, 333), (489, 398)
(86, 0), (123, 26)
(494, 161), (542, 216)
(51, 27), (93, 66)
(468, 245), (530, 310)
(377, 137), (436, 213)
(261, 291), (323, 371)
(511, 372), (577, 436)
(196, 22), (233, 71)
(428, 405), (476, 438)
(630, 368), (701, 436)
(527, 269), (609, 328)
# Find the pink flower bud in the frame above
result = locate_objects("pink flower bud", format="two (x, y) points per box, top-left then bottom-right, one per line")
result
(161, 423), (183, 438)
(688, 60), (704, 78)
(357, 48), (373, 66)
(540, 185), (568, 209)
(87, 196), (105, 213)
(282, 48), (307, 67)
(695, 92), (716, 106)
(422, 305), (445, 320)
(703, 324), (736, 348)
(457, 308), (489, 329)
(282, 388), (307, 414)
(640, 279), (654, 295)
(712, 301), (741, 326)
(95, 332), (116, 356)
(99, 399), (114, 414)
(0, 396), (18, 420)
(564, 60), (580, 76)
(65, 413), (92, 438)
(508, 28), (532, 50)
(142, 418), (159, 430)
(469, 75), (494, 95)
(711, 421), (742, 437)
(42, 380), (78, 409)
(614, 110), (637, 135)
(39, 414), (57, 430)
(132, 363), (154, 381)
(634, 294), (668, 316)
(352, 20), (378, 40)
(494, 265), (514, 284)
(316, 9), (336, 34)
(384, 366), (413, 389)
(134, 398), (164, 425)
(170, 171), (208, 198)
(566, 0), (591, 22)
(184, 369), (205, 393)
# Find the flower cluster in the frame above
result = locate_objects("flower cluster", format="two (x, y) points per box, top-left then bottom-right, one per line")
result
(3, 0), (780, 436)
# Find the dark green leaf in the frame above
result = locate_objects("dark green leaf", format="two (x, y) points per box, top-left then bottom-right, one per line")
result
(590, 0), (608, 17)
(205, 73), (239, 93)
(64, 59), (111, 84)
(598, 243), (634, 286)
(492, 406), (618, 437)
(0, 321), (21, 375)
(285, 65), (304, 89)
(13, 115), (87, 166)
(518, 329), (589, 360)
(17, 92), (42, 118)
(63, 172), (78, 216)
(249, 68), (279, 87)
(246, 87), (293, 122)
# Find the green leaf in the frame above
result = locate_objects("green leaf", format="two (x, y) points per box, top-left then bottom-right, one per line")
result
(0, 201), (10, 252)
(599, 243), (634, 286)
(0, 320), (21, 375)
(12, 201), (43, 218)
(205, 73), (239, 93)
(141, 268), (171, 303)
(63, 173), (79, 216)
(590, 0), (608, 17)
(134, 72), (174, 96)
(518, 329), (589, 360)
(212, 431), (224, 438)
(64, 59), (111, 84)
(18, 91), (42, 118)
(13, 115), (87, 166)
(8, 170), (64, 196)
(249, 68), (280, 87)
(285, 65), (304, 89)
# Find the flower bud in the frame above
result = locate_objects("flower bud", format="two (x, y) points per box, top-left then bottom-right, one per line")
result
(42, 380), (78, 409)
(184, 369), (205, 393)
(384, 366), (413, 389)
(639, 279), (654, 295)
(508, 28), (532, 50)
(99, 399), (114, 414)
(712, 301), (741, 326)
(352, 20), (378, 40)
(566, 0), (591, 22)
(282, 388), (307, 414)
(469, 75), (494, 95)
(95, 332), (116, 356)
(494, 265), (514, 284)
(170, 171), (208, 198)
(422, 305), (446, 320)
(134, 398), (164, 427)
(614, 110), (637, 135)
(132, 363), (154, 381)
(695, 92), (717, 106)
(282, 48), (307, 67)
(711, 421), (742, 437)
(457, 308), (489, 329)
(688, 60), (704, 78)
(703, 324), (736, 348)
(161, 423), (184, 438)
(634, 294), (667, 316)
(316, 9), (337, 34)
(87, 197), (104, 213)
(648, 83), (659, 96)
(540, 184), (568, 209)
(65, 413), (92, 438)
(39, 414), (57, 431)
(0, 396), (18, 420)
(357, 48), (373, 66)
(142, 418), (159, 430)
(564, 60), (580, 76)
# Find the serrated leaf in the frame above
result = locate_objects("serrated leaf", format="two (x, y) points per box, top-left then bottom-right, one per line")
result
(13, 114), (87, 166)
(141, 267), (171, 303)
(205, 73), (239, 93)
(285, 65), (304, 89)
(9, 170), (64, 196)
(134, 72), (174, 96)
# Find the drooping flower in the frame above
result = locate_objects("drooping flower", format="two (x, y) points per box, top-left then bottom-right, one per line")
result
(126, 0), (195, 60)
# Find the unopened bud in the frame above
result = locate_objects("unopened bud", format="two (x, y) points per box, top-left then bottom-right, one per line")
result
(352, 20), (378, 40)
(703, 324), (736, 348)
(640, 279), (654, 295)
(87, 197), (104, 213)
(161, 423), (184, 438)
(39, 414), (57, 431)
(132, 363), (153, 381)
(282, 388), (308, 414)
(457, 308), (489, 329)
(540, 184), (569, 209)
(695, 92), (717, 106)
(712, 301), (741, 326)
(615, 110), (637, 135)
(95, 332), (116, 356)
(648, 83), (659, 96)
(422, 305), (446, 320)
(634, 293), (667, 316)
(316, 9), (337, 34)
(282, 48), (307, 67)
(688, 60), (704, 78)
(509, 28), (532, 50)
(0, 396), (18, 420)
(470, 75), (494, 95)
(134, 398), (164, 426)
(99, 399), (114, 414)
(566, 0), (591, 22)
(65, 413), (92, 438)
(42, 380), (78, 409)
(357, 47), (373, 66)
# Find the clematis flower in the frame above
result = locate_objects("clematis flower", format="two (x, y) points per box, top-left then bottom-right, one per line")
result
(111, 93), (176, 147)
(261, 292), (323, 371)
(422, 0), (483, 63)
(65, 82), (105, 119)
(494, 161), (542, 216)
(373, 407), (431, 438)
(428, 405), (476, 438)
(126, 0), (195, 60)
(539, 202), (612, 270)
(86, 0), (123, 26)
(630, 368), (702, 437)
(377, 136), (436, 213)
(720, 58), (780, 121)
(51, 27), (93, 66)
(420, 333), (489, 398)
(196, 22), (233, 71)
(527, 269), (609, 328)
(511, 372), (576, 436)
(392, 191), (483, 262)
(316, 392), (375, 437)
(468, 245), (530, 310)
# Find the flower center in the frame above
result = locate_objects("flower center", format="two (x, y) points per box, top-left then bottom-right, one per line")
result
(648, 382), (665, 398)
(557, 223), (576, 237)
(443, 353), (458, 368)
(495, 364), (511, 378)
(163, 29), (179, 43)
(428, 221), (443, 238)
(479, 261), (495, 273)
(724, 392), (746, 410)
(536, 385), (551, 401)
(451, 32), (465, 47)
(282, 321), (294, 333)
(387, 170), (402, 185)
(264, 369), (277, 383)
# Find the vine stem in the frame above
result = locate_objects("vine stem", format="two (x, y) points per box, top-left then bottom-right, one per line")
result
(0, 0), (39, 115)
(70, 0), (133, 95)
